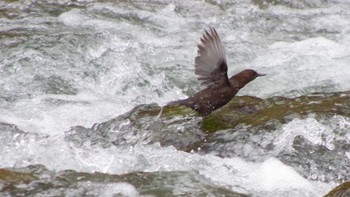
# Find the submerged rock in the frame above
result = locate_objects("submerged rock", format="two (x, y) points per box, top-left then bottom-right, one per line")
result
(0, 165), (247, 197)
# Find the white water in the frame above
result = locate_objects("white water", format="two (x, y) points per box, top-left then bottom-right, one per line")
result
(1, 0), (350, 196)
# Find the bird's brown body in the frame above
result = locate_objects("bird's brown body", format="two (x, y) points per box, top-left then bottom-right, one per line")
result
(170, 27), (264, 115)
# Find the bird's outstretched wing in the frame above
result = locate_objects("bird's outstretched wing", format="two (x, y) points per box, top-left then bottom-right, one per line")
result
(194, 27), (230, 87)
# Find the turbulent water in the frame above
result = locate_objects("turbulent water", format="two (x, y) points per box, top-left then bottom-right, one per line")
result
(1, 0), (350, 196)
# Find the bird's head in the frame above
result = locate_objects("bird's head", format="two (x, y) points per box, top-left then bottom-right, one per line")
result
(230, 69), (265, 89)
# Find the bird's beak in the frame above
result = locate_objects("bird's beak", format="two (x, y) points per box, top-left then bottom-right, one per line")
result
(257, 73), (266, 77)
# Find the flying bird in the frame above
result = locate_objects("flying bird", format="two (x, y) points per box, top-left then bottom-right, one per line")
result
(170, 27), (264, 115)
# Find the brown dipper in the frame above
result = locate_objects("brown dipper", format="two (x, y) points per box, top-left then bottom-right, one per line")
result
(170, 27), (264, 115)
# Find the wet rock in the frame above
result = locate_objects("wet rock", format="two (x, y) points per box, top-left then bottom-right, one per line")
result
(324, 182), (350, 197)
(201, 91), (350, 132)
(65, 91), (350, 151)
(0, 168), (37, 185)
(65, 103), (204, 151)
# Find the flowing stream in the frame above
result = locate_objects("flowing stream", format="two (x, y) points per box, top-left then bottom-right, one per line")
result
(1, 0), (350, 196)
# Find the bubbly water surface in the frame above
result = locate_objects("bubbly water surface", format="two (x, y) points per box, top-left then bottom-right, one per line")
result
(1, 0), (350, 196)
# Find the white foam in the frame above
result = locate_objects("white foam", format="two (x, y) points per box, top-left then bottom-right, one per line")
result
(62, 182), (152, 197)
(273, 116), (336, 152)
(255, 157), (311, 191)
(244, 36), (350, 98)
(269, 37), (349, 59)
(0, 133), (332, 196)
(0, 91), (130, 135)
(59, 9), (88, 27)
(199, 155), (329, 196)
(98, 182), (149, 197)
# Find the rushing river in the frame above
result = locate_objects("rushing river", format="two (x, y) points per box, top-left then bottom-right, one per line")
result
(1, 0), (350, 196)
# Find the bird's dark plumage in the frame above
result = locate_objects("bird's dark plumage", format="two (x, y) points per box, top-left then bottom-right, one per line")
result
(171, 27), (264, 115)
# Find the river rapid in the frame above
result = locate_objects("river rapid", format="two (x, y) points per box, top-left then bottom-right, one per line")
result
(1, 0), (350, 196)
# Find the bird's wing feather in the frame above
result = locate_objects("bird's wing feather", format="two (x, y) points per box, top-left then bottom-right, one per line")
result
(194, 27), (230, 87)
